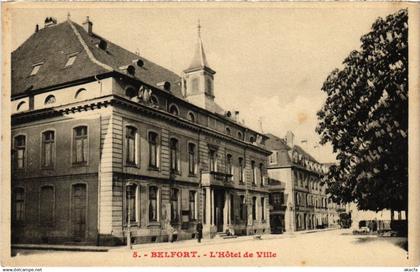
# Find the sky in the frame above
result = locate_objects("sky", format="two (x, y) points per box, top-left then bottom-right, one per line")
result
(9, 3), (404, 163)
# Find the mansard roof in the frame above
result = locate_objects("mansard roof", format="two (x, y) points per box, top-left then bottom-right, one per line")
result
(12, 19), (183, 98)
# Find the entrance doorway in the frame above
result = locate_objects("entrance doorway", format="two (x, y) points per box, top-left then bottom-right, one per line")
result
(214, 190), (225, 232)
(71, 183), (87, 242)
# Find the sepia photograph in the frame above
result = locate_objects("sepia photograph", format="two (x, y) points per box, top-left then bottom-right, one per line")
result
(1, 2), (419, 269)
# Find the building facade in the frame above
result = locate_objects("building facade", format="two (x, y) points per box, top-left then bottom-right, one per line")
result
(11, 17), (271, 245)
(265, 132), (337, 233)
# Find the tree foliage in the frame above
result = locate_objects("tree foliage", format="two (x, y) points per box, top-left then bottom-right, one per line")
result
(316, 9), (408, 211)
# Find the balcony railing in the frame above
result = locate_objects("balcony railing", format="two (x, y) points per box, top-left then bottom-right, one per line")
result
(201, 171), (233, 186)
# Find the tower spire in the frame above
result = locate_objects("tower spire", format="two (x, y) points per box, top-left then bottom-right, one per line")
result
(185, 20), (212, 72)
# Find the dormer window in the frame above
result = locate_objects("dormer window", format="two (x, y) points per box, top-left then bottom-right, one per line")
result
(44, 95), (56, 105)
(30, 63), (42, 76)
(169, 104), (179, 116)
(65, 55), (77, 67)
(188, 112), (196, 122)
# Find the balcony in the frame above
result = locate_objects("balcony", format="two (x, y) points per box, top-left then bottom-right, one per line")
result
(201, 171), (233, 187)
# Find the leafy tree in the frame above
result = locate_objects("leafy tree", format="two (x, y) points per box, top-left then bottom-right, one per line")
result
(316, 9), (408, 212)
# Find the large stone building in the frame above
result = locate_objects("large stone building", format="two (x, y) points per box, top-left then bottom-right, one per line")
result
(11, 17), (271, 245)
(265, 132), (342, 233)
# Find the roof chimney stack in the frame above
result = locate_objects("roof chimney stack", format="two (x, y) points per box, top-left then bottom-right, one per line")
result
(83, 16), (93, 34)
(285, 131), (295, 147)
(35, 24), (39, 33)
(44, 17), (57, 28)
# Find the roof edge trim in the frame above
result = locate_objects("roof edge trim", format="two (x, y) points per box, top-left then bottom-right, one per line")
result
(68, 20), (113, 72)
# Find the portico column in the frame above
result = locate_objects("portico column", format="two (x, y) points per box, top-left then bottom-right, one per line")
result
(211, 189), (214, 225)
(205, 187), (211, 226)
(223, 191), (229, 230)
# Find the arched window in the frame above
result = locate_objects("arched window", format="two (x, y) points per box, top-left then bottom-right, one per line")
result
(169, 104), (179, 116)
(188, 112), (196, 122)
(17, 101), (26, 111)
(225, 127), (231, 136)
(44, 95), (56, 105)
(237, 131), (243, 140)
(75, 88), (87, 99)
(249, 136), (255, 143)
(42, 130), (55, 168)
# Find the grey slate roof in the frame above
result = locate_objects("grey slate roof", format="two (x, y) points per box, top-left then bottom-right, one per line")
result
(12, 20), (183, 98)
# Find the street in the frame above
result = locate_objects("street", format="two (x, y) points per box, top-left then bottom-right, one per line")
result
(8, 229), (409, 266)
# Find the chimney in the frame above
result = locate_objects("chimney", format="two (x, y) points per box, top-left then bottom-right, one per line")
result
(44, 17), (57, 28)
(83, 16), (93, 34)
(285, 131), (294, 147)
(35, 24), (39, 33)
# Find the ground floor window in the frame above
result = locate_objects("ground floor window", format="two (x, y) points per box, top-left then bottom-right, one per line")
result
(149, 186), (158, 222)
(170, 188), (179, 223)
(125, 184), (138, 224)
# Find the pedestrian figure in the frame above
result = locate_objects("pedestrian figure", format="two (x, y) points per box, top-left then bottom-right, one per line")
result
(196, 221), (203, 243)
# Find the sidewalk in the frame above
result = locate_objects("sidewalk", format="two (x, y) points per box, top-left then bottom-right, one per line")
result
(11, 227), (340, 252)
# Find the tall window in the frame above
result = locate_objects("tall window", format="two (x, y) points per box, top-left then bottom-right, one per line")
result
(252, 197), (257, 221)
(188, 143), (196, 175)
(226, 154), (233, 179)
(13, 187), (25, 223)
(261, 197), (265, 221)
(209, 149), (216, 172)
(170, 188), (179, 223)
(238, 157), (244, 183)
(40, 186), (54, 226)
(42, 131), (55, 168)
(73, 126), (88, 164)
(240, 195), (245, 221)
(148, 132), (158, 168)
(189, 191), (196, 220)
(269, 151), (278, 165)
(270, 193), (284, 210)
(259, 163), (264, 185)
(251, 161), (256, 185)
(126, 184), (137, 224)
(14, 135), (26, 169)
(125, 126), (138, 165)
(149, 186), (158, 222)
(170, 138), (179, 173)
